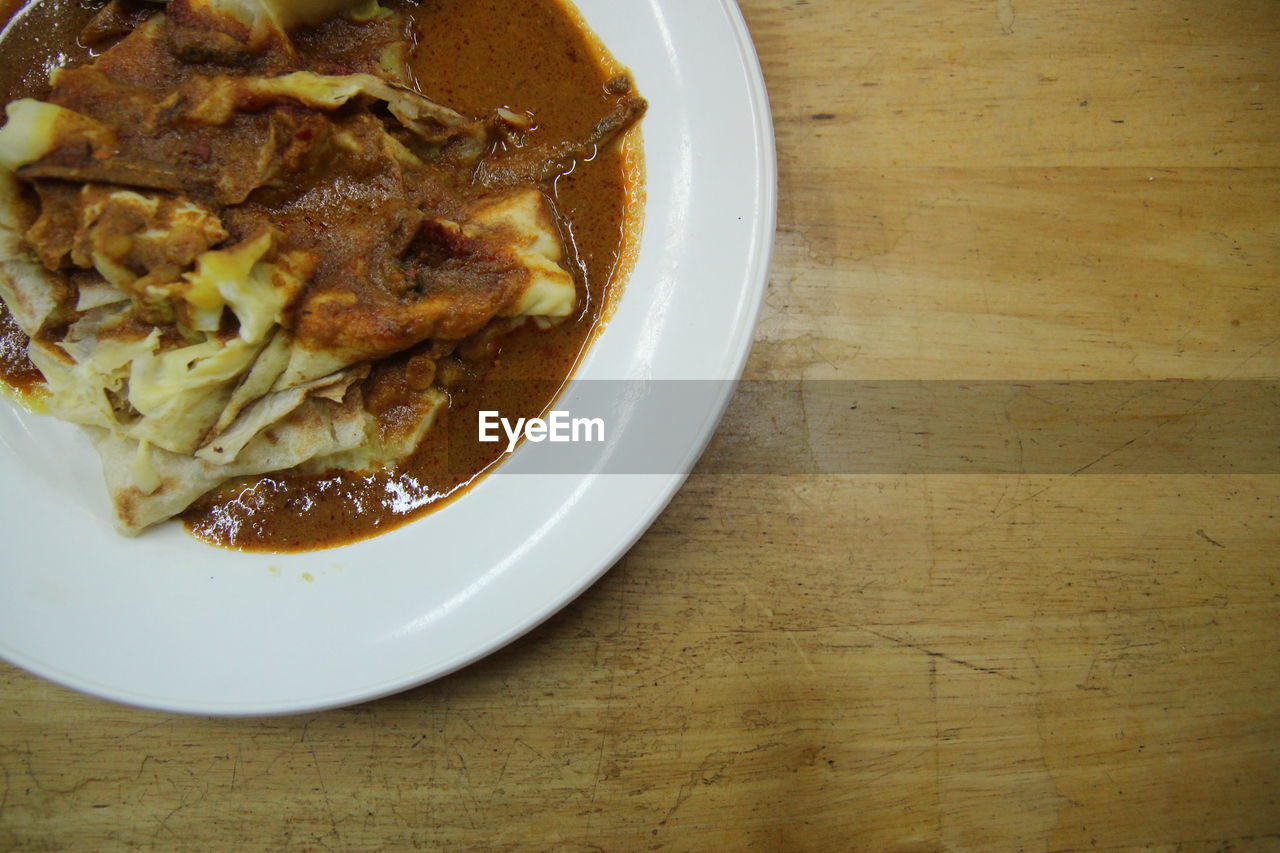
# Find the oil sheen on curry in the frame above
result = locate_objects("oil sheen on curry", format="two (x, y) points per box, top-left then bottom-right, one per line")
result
(0, 0), (643, 550)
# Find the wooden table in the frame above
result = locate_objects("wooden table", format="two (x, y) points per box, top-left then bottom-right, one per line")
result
(3, 1), (1277, 850)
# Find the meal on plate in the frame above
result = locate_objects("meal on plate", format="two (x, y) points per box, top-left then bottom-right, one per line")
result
(0, 0), (644, 549)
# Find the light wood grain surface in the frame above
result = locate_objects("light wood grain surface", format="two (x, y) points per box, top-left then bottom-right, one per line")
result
(3, 1), (1278, 850)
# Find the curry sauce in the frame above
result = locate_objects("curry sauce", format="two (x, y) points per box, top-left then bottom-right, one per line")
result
(0, 0), (641, 550)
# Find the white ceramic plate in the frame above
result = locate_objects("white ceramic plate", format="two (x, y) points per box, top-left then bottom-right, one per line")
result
(0, 0), (775, 715)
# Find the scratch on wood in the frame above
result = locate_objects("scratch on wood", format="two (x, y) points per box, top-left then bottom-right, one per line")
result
(453, 749), (480, 830)
(659, 743), (781, 827)
(151, 812), (180, 840)
(150, 787), (200, 843)
(994, 482), (1055, 521)
(310, 745), (343, 844)
(513, 737), (546, 761)
(1069, 435), (1140, 475)
(997, 0), (1015, 34)
(929, 659), (943, 838)
(298, 716), (317, 744)
(858, 626), (1028, 682)
(585, 576), (628, 840)
(1196, 529), (1226, 548)
(785, 631), (818, 675)
(113, 719), (173, 745)
(21, 749), (42, 792)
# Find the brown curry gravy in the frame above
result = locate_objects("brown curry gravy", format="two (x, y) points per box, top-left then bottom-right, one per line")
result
(0, 0), (96, 397)
(0, 0), (641, 550)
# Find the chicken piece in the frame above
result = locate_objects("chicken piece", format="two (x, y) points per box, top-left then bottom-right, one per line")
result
(7, 67), (336, 204)
(23, 182), (80, 272)
(177, 0), (378, 33)
(163, 0), (386, 65)
(159, 71), (490, 154)
(475, 89), (647, 189)
(79, 0), (156, 51)
(292, 189), (576, 362)
(24, 185), (230, 322)
(66, 188), (228, 292)
(6, 65), (492, 204)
